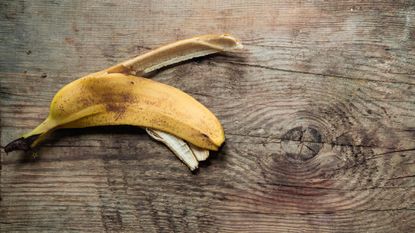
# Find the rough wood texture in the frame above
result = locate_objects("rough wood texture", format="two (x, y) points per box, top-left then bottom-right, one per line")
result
(1, 0), (414, 232)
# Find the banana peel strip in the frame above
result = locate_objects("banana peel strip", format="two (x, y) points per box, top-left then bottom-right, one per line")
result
(106, 34), (243, 76)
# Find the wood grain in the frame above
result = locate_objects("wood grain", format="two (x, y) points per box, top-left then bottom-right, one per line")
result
(1, 0), (414, 232)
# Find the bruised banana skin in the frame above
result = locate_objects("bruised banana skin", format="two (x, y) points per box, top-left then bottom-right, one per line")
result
(24, 73), (224, 151)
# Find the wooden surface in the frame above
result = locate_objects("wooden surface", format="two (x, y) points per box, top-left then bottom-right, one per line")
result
(1, 0), (414, 232)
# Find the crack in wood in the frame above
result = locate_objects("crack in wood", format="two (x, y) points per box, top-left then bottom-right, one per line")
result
(216, 61), (415, 86)
(226, 132), (399, 150)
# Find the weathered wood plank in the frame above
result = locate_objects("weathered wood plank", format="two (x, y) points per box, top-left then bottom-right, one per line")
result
(1, 0), (414, 232)
(1, 0), (414, 83)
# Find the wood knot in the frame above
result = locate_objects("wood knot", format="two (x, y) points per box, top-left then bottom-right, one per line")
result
(281, 126), (322, 161)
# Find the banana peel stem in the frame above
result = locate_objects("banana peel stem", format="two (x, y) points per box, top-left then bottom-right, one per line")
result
(4, 135), (40, 153)
(3, 118), (56, 152)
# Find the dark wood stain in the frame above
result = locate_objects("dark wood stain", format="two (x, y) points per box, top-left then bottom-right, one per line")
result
(1, 1), (415, 232)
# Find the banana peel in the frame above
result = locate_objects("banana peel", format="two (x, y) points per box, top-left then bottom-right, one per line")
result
(106, 34), (243, 75)
(39, 73), (223, 150)
(4, 34), (243, 171)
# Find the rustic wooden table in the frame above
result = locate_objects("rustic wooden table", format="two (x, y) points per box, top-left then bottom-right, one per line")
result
(1, 1), (414, 232)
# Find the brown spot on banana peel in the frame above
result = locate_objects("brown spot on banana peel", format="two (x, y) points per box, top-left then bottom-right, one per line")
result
(77, 83), (136, 120)
(101, 93), (135, 120)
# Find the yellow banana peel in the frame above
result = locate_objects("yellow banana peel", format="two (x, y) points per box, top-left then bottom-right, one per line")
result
(4, 34), (243, 170)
